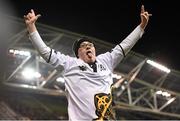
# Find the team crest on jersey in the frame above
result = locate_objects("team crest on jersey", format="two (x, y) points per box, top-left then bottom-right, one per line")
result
(79, 65), (87, 71)
(93, 93), (114, 120)
(99, 64), (106, 71)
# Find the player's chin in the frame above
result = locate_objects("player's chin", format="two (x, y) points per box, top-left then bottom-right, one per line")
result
(88, 55), (96, 62)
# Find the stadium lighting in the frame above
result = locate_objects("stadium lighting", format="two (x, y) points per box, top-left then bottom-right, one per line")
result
(156, 90), (162, 95)
(56, 77), (65, 83)
(121, 85), (125, 90)
(34, 72), (41, 78)
(112, 73), (122, 79)
(9, 49), (31, 57)
(146, 59), (171, 73)
(22, 68), (41, 80)
(156, 90), (171, 97)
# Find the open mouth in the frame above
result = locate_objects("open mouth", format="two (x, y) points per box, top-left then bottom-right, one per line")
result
(86, 51), (93, 57)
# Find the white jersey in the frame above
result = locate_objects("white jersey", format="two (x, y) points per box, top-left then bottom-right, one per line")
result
(29, 25), (144, 120)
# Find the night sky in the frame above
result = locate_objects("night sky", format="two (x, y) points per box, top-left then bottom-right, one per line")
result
(2, 0), (180, 71)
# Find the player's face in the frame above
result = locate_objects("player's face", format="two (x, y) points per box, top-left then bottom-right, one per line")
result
(78, 41), (96, 63)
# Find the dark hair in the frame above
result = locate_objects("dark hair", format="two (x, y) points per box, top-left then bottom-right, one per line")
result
(72, 37), (93, 57)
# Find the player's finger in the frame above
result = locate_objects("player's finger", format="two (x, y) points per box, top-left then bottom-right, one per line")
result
(24, 15), (28, 19)
(36, 14), (41, 18)
(148, 13), (152, 16)
(31, 9), (35, 15)
(141, 5), (145, 13)
(36, 14), (41, 20)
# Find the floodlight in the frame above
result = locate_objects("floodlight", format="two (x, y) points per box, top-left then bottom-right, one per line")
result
(56, 77), (65, 83)
(22, 68), (41, 80)
(146, 59), (171, 73)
